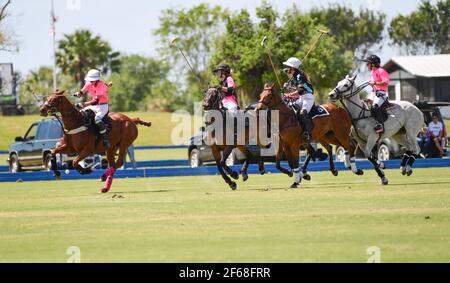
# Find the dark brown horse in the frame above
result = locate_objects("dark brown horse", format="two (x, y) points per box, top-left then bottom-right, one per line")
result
(39, 90), (151, 193)
(256, 83), (363, 188)
(203, 87), (266, 190)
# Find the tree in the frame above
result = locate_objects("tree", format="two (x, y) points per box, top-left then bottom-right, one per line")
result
(389, 0), (450, 54)
(108, 54), (178, 112)
(0, 0), (18, 52)
(211, 2), (353, 103)
(17, 66), (75, 113)
(154, 4), (229, 103)
(309, 4), (386, 60)
(56, 29), (120, 88)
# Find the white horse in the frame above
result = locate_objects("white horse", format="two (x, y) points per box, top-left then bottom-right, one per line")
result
(329, 75), (424, 185)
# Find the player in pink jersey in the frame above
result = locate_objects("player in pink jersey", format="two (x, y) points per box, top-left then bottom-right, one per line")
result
(74, 69), (110, 148)
(213, 64), (239, 112)
(362, 55), (390, 134)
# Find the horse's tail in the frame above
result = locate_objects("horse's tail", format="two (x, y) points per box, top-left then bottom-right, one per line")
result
(131, 117), (152, 127)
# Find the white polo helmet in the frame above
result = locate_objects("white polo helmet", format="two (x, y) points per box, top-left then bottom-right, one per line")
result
(84, 69), (101, 82)
(283, 57), (302, 70)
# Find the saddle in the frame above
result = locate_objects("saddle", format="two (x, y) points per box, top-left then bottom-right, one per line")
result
(81, 109), (112, 136)
(288, 103), (329, 124)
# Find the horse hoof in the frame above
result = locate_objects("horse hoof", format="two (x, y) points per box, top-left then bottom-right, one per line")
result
(401, 168), (407, 175)
(406, 170), (413, 176)
(242, 172), (248, 182)
(259, 170), (266, 175)
(381, 177), (389, 185)
(100, 174), (107, 182)
(287, 172), (293, 177)
(302, 174), (311, 181)
(53, 171), (61, 180)
(101, 188), (110, 193)
(229, 182), (237, 190)
(290, 182), (299, 189)
(332, 170), (339, 176)
(230, 172), (239, 180)
(356, 169), (364, 175)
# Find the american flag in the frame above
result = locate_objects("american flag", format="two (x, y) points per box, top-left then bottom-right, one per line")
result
(49, 2), (57, 37)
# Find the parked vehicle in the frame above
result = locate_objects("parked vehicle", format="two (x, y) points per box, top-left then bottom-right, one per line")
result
(7, 118), (104, 172)
(335, 101), (450, 161)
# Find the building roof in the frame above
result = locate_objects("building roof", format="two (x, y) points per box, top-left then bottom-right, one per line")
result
(383, 54), (450, 78)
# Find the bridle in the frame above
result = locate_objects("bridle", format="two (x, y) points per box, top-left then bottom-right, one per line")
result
(258, 87), (284, 109)
(203, 88), (224, 126)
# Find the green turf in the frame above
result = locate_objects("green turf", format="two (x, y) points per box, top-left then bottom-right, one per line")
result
(0, 167), (449, 263)
(0, 111), (196, 150)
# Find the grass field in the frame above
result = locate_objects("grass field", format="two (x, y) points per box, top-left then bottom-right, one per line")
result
(0, 167), (449, 262)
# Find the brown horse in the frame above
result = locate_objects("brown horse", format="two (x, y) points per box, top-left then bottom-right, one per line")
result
(39, 90), (151, 193)
(203, 87), (266, 190)
(256, 83), (363, 188)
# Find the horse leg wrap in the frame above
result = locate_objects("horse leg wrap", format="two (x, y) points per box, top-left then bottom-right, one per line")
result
(293, 167), (303, 184)
(105, 167), (116, 177)
(400, 153), (410, 168)
(350, 157), (357, 173)
(406, 155), (415, 172)
(102, 175), (113, 193)
(344, 151), (350, 168)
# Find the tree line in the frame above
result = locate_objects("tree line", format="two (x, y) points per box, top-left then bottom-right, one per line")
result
(1, 0), (448, 113)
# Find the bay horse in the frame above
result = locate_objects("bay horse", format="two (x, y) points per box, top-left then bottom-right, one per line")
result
(256, 83), (363, 188)
(39, 90), (151, 193)
(329, 75), (424, 184)
(203, 87), (266, 190)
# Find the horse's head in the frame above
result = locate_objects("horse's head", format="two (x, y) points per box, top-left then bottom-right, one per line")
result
(39, 90), (70, 117)
(328, 74), (357, 102)
(203, 87), (222, 111)
(256, 83), (280, 110)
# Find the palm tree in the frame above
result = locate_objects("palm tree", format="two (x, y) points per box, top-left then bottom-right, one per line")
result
(56, 29), (120, 89)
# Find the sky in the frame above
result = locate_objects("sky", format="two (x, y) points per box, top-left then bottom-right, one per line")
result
(0, 0), (424, 76)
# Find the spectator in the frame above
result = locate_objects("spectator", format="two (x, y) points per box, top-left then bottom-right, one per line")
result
(427, 115), (445, 156)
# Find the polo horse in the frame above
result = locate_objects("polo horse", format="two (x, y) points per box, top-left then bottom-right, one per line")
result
(203, 87), (266, 190)
(257, 83), (363, 188)
(329, 75), (424, 185)
(39, 90), (151, 193)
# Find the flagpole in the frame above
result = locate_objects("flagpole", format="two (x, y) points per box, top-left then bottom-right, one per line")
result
(50, 0), (57, 91)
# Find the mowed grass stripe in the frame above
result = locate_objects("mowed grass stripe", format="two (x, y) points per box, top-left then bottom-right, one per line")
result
(0, 168), (449, 262)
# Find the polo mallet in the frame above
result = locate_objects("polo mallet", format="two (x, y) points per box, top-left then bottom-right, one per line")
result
(301, 29), (330, 62)
(170, 37), (203, 85)
(261, 35), (282, 90)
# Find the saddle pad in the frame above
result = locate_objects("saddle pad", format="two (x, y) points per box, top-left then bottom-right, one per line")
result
(309, 105), (329, 119)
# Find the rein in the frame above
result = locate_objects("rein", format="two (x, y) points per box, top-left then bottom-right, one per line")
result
(259, 89), (298, 131)
(335, 81), (371, 142)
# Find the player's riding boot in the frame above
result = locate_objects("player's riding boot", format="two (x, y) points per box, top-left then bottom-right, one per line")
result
(373, 105), (384, 134)
(300, 111), (313, 142)
(96, 121), (110, 149)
